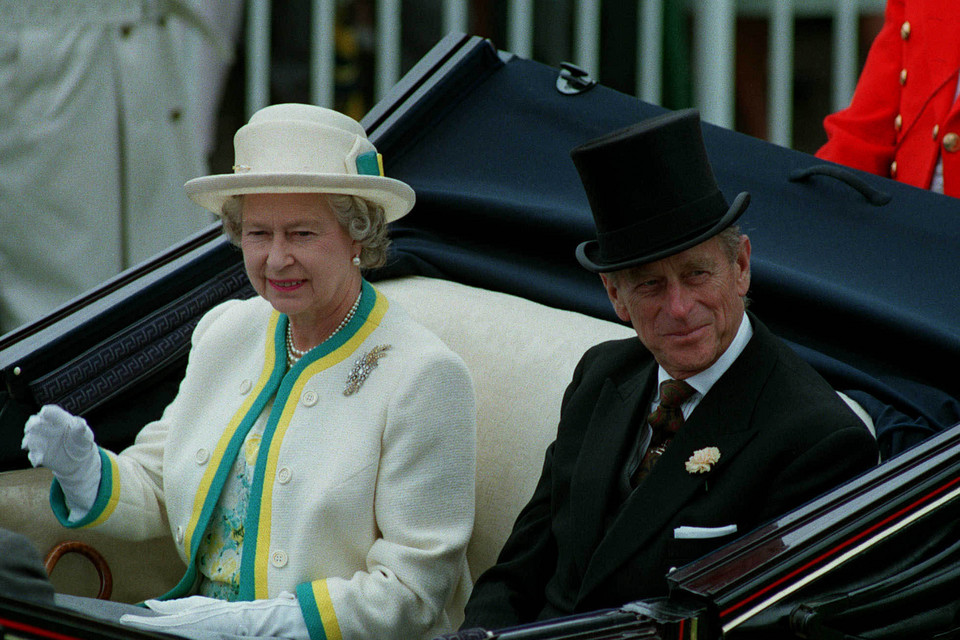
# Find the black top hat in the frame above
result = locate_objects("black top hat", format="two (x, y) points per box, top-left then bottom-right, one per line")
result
(572, 109), (749, 273)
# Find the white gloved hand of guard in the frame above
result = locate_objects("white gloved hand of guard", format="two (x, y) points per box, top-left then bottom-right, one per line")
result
(22, 404), (101, 521)
(120, 592), (309, 640)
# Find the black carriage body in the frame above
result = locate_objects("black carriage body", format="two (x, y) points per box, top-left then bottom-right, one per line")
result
(2, 33), (959, 640)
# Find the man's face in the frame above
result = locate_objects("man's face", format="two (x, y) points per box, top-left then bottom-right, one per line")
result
(600, 234), (751, 380)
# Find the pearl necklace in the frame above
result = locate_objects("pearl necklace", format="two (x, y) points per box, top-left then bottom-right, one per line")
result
(286, 289), (362, 367)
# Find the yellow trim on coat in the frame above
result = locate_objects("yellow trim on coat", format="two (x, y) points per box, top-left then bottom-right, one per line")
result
(313, 580), (344, 640)
(184, 312), (281, 556)
(87, 451), (122, 527)
(252, 294), (389, 599)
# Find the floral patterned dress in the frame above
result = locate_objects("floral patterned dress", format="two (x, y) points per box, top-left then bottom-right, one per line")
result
(195, 405), (270, 600)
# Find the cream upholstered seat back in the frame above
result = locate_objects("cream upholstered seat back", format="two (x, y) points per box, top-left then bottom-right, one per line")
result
(375, 276), (634, 580)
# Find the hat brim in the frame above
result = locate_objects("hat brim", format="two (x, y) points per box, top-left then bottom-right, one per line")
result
(185, 173), (416, 223)
(576, 191), (750, 273)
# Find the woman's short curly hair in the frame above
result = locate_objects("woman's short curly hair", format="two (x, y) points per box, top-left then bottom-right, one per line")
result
(219, 193), (391, 269)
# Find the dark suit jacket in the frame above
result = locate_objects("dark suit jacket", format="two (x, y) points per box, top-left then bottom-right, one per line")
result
(0, 528), (55, 605)
(462, 313), (879, 630)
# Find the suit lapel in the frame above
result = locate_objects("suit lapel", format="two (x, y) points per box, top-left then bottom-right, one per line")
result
(567, 361), (656, 574)
(576, 316), (779, 602)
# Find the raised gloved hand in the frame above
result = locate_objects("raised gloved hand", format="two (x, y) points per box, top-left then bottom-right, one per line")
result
(120, 593), (309, 640)
(22, 405), (101, 521)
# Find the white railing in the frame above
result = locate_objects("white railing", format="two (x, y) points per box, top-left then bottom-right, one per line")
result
(243, 0), (885, 150)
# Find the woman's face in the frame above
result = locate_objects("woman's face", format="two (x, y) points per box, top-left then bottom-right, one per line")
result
(240, 193), (360, 327)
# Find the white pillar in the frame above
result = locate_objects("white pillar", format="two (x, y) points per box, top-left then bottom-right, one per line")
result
(507, 0), (534, 59)
(246, 0), (272, 117)
(375, 0), (402, 101)
(768, 0), (794, 147)
(574, 1), (601, 79)
(693, 0), (736, 129)
(310, 0), (336, 108)
(637, 0), (663, 104)
(444, 0), (469, 35)
(832, 0), (859, 111)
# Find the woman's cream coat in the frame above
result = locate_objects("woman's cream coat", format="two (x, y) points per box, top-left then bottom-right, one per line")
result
(53, 281), (477, 640)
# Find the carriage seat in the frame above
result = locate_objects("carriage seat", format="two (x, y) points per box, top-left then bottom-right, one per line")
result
(0, 275), (873, 604)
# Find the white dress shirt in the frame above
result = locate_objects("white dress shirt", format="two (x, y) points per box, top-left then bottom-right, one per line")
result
(652, 312), (754, 419)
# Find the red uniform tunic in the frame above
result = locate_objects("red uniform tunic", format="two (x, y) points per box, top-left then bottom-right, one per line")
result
(816, 0), (960, 196)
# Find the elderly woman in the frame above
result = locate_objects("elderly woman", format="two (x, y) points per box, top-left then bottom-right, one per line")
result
(21, 104), (476, 640)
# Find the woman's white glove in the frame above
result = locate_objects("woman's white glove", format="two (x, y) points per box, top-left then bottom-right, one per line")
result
(21, 405), (101, 522)
(119, 593), (309, 640)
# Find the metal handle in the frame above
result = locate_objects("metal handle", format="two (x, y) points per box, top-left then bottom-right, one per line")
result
(556, 62), (597, 95)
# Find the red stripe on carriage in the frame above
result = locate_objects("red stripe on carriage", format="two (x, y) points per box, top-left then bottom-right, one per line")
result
(719, 474), (960, 620)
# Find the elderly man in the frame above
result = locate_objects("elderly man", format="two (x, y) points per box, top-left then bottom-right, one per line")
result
(461, 109), (879, 630)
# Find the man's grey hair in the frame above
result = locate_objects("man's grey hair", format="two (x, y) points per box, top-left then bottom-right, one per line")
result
(714, 224), (743, 264)
(602, 225), (745, 285)
(219, 193), (390, 269)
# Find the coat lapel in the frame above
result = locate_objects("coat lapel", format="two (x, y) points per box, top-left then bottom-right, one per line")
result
(576, 316), (778, 602)
(567, 361), (656, 575)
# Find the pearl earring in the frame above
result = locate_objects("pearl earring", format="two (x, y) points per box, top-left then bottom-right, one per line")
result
(351, 255), (361, 267)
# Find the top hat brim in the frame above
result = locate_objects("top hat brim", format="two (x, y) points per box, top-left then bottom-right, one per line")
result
(575, 190), (750, 273)
(185, 172), (416, 223)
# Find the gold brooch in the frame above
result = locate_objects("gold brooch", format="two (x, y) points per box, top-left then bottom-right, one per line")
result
(344, 345), (391, 396)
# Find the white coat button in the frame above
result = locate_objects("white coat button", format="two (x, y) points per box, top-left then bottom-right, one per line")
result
(301, 390), (318, 407)
(239, 379), (252, 395)
(176, 526), (185, 544)
(271, 550), (288, 568)
(277, 467), (292, 484)
(195, 448), (210, 465)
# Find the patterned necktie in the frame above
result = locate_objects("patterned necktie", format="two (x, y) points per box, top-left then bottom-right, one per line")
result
(633, 378), (696, 486)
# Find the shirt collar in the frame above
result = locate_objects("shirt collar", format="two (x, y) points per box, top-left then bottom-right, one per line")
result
(656, 312), (753, 398)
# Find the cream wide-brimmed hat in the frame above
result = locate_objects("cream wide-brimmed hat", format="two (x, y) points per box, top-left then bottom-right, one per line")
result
(185, 103), (415, 222)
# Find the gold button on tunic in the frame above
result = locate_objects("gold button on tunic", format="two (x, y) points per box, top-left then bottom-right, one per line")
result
(943, 132), (960, 152)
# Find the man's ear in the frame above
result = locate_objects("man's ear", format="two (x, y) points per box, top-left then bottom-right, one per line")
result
(600, 273), (632, 323)
(736, 235), (752, 297)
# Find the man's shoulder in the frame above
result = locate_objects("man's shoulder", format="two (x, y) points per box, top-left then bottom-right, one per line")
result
(562, 336), (656, 398)
(745, 315), (863, 428)
(580, 335), (651, 370)
(752, 318), (837, 388)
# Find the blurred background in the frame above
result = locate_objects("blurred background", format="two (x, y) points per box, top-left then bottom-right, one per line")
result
(0, 0), (885, 334)
(212, 0), (885, 169)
